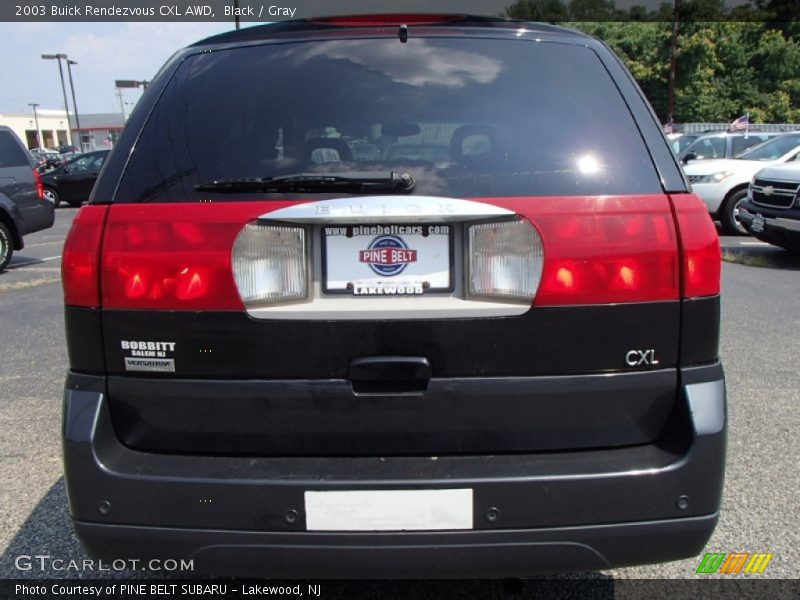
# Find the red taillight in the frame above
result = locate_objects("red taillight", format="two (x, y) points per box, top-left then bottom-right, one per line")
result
(62, 205), (108, 307)
(311, 14), (466, 26)
(33, 169), (44, 200)
(100, 203), (285, 310)
(502, 196), (681, 306)
(671, 194), (721, 298)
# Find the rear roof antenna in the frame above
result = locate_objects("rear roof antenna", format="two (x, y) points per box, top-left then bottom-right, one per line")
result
(399, 24), (408, 43)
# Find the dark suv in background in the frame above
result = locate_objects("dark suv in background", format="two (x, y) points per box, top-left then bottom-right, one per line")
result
(0, 126), (54, 271)
(61, 16), (725, 577)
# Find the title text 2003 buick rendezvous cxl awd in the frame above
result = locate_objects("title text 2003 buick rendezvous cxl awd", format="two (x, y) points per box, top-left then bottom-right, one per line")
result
(61, 16), (725, 577)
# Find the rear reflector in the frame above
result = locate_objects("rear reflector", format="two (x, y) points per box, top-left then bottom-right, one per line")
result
(232, 223), (307, 306)
(468, 219), (543, 303)
(62, 205), (108, 307)
(670, 194), (721, 298)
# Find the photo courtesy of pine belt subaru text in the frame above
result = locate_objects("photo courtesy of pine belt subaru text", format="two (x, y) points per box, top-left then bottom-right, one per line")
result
(60, 15), (726, 578)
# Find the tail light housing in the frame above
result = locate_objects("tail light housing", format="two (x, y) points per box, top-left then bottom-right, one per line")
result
(467, 219), (544, 303)
(100, 203), (273, 310)
(232, 223), (307, 307)
(671, 194), (721, 298)
(33, 169), (44, 200)
(62, 205), (108, 307)
(520, 196), (681, 306)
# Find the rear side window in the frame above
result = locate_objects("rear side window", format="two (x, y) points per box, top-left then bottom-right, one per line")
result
(116, 37), (661, 203)
(731, 134), (772, 156)
(690, 137), (726, 159)
(0, 131), (30, 168)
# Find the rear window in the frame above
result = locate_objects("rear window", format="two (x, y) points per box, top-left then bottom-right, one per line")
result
(0, 131), (31, 168)
(116, 37), (661, 203)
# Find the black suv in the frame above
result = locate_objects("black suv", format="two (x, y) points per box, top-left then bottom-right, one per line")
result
(62, 16), (726, 577)
(0, 126), (54, 271)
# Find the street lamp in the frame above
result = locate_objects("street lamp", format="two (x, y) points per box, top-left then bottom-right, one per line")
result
(66, 59), (83, 151)
(114, 80), (150, 123)
(28, 103), (42, 148)
(41, 53), (73, 146)
(114, 79), (150, 90)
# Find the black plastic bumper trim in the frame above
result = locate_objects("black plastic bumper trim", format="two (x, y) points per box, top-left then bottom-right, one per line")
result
(73, 514), (719, 578)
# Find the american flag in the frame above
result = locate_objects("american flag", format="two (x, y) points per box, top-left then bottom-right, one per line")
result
(729, 114), (750, 132)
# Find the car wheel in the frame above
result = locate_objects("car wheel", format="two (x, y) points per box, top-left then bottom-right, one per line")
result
(721, 189), (749, 235)
(0, 222), (12, 272)
(43, 187), (60, 208)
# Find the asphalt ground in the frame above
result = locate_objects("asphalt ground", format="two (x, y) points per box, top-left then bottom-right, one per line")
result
(0, 208), (798, 595)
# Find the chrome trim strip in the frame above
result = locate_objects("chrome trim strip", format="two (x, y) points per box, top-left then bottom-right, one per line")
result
(257, 196), (515, 224)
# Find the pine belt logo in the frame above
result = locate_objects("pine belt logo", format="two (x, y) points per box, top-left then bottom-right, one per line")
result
(359, 235), (418, 276)
(121, 340), (176, 373)
(696, 552), (773, 574)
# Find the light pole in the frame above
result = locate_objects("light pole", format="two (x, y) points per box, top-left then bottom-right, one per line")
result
(114, 79), (150, 90)
(114, 80), (150, 123)
(28, 103), (42, 149)
(41, 53), (73, 146)
(66, 59), (83, 151)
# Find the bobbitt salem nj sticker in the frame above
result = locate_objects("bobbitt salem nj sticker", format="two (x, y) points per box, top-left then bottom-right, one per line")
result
(121, 340), (176, 372)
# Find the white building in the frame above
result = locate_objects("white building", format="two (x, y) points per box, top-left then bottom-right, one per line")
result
(0, 108), (71, 149)
(0, 109), (125, 151)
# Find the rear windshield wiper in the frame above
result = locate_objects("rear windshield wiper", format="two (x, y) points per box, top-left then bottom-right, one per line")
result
(195, 171), (415, 194)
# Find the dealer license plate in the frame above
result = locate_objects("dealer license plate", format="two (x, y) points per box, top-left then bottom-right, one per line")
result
(322, 224), (453, 295)
(751, 214), (765, 233)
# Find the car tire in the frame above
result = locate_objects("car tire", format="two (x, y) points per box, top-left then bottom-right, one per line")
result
(721, 189), (749, 235)
(43, 187), (61, 208)
(0, 222), (12, 273)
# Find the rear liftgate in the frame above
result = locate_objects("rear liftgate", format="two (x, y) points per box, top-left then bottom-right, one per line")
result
(63, 194), (719, 462)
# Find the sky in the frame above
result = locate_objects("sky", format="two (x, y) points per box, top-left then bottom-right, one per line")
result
(0, 22), (234, 116)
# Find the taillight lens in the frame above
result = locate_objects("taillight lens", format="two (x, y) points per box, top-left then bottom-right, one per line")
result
(62, 205), (108, 307)
(101, 204), (275, 310)
(33, 169), (44, 200)
(232, 223), (307, 307)
(671, 194), (721, 298)
(518, 196), (680, 306)
(468, 219), (544, 303)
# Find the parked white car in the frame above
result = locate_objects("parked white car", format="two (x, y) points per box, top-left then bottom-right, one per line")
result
(684, 132), (800, 234)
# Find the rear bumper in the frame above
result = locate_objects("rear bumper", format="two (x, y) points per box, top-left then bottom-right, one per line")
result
(63, 363), (726, 577)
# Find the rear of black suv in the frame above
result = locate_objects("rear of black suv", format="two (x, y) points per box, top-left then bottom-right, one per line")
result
(61, 17), (725, 577)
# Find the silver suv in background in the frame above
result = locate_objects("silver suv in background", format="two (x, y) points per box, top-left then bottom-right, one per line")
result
(0, 126), (54, 271)
(679, 131), (778, 164)
(684, 132), (800, 234)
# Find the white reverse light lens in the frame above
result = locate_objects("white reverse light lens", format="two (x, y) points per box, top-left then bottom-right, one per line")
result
(232, 223), (307, 306)
(468, 219), (544, 303)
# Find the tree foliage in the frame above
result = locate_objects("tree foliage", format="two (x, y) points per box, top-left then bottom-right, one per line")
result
(505, 0), (800, 122)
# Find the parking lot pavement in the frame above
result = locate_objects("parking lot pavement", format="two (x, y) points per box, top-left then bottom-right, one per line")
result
(0, 216), (798, 588)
